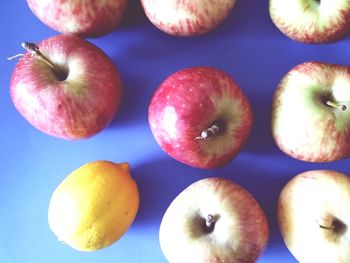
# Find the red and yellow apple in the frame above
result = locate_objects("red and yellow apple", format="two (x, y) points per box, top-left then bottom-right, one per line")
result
(269, 0), (350, 43)
(278, 170), (350, 262)
(271, 61), (350, 162)
(159, 177), (269, 263)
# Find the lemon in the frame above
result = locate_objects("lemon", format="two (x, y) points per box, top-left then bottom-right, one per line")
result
(48, 161), (139, 251)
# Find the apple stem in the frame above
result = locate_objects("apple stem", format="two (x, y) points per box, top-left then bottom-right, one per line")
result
(317, 218), (335, 231)
(195, 123), (219, 140)
(326, 100), (347, 111)
(8, 42), (67, 80)
(206, 214), (215, 228)
(22, 42), (57, 70)
(319, 224), (334, 230)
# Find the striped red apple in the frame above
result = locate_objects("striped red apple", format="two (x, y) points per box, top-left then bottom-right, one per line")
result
(141, 0), (236, 36)
(26, 0), (128, 37)
(10, 34), (122, 140)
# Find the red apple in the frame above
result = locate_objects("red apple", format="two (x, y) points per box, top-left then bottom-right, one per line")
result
(140, 0), (236, 36)
(271, 61), (350, 162)
(159, 177), (269, 263)
(26, 0), (128, 37)
(278, 170), (350, 262)
(148, 67), (253, 169)
(10, 34), (122, 140)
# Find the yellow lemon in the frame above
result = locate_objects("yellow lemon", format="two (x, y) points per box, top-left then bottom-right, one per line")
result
(48, 161), (139, 251)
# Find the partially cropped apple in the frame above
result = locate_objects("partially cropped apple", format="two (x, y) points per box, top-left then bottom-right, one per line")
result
(148, 67), (253, 169)
(26, 0), (128, 37)
(278, 170), (350, 262)
(159, 177), (269, 263)
(10, 34), (122, 140)
(269, 0), (350, 43)
(271, 61), (350, 162)
(141, 0), (236, 36)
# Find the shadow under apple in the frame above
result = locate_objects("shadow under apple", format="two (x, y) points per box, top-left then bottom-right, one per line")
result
(130, 158), (207, 226)
(121, 1), (147, 28)
(217, 0), (279, 39)
(242, 96), (280, 156)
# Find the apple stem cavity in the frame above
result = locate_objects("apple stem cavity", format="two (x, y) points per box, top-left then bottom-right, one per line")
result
(195, 123), (220, 140)
(325, 100), (347, 111)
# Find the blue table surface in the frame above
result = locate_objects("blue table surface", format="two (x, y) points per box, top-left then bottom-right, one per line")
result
(1, 1), (350, 262)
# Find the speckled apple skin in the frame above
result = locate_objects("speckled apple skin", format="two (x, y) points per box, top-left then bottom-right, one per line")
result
(148, 67), (253, 169)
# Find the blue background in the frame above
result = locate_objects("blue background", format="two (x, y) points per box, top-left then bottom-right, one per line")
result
(1, 1), (350, 262)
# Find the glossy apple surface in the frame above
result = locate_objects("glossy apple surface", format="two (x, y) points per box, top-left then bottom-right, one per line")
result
(159, 177), (269, 263)
(269, 0), (350, 43)
(148, 67), (253, 169)
(141, 0), (236, 36)
(271, 61), (350, 162)
(26, 0), (128, 37)
(10, 34), (122, 140)
(278, 170), (350, 262)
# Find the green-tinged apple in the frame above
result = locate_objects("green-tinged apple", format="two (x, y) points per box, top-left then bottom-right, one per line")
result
(141, 0), (236, 36)
(271, 61), (350, 162)
(159, 177), (269, 263)
(269, 0), (350, 43)
(10, 34), (122, 140)
(278, 170), (350, 262)
(148, 67), (253, 169)
(26, 0), (128, 37)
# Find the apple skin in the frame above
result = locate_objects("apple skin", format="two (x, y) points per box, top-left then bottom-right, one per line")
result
(148, 67), (253, 169)
(159, 177), (269, 263)
(271, 61), (350, 162)
(140, 0), (236, 36)
(278, 170), (350, 262)
(269, 0), (350, 43)
(26, 0), (128, 38)
(10, 34), (122, 140)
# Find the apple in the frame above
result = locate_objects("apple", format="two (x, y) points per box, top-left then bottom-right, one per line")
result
(10, 34), (122, 140)
(269, 0), (350, 43)
(271, 61), (350, 162)
(26, 0), (128, 37)
(159, 177), (269, 263)
(148, 67), (253, 169)
(278, 170), (350, 262)
(140, 0), (236, 36)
